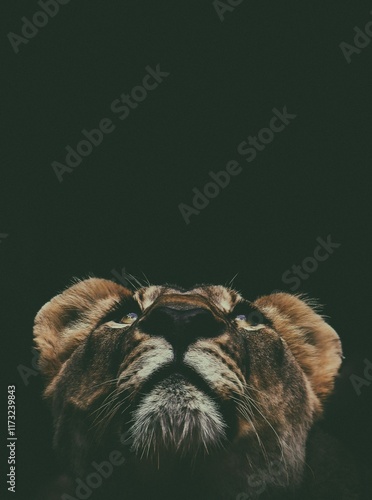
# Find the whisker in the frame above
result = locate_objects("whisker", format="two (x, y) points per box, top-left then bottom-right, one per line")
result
(90, 378), (120, 389)
(227, 272), (239, 288)
(234, 397), (270, 467)
(123, 275), (138, 290)
(126, 273), (143, 289)
(243, 392), (288, 471)
(141, 272), (151, 287)
(91, 388), (119, 416)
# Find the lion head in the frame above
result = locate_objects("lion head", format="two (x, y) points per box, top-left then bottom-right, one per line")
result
(34, 278), (342, 499)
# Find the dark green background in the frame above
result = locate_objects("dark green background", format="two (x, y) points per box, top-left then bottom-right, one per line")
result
(1, 1), (371, 498)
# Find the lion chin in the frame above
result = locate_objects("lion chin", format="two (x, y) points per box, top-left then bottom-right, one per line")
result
(128, 374), (226, 462)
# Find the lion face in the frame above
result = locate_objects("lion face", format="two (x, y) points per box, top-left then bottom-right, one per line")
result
(34, 278), (342, 497)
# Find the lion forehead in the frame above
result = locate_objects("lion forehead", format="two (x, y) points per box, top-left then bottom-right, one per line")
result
(134, 284), (242, 312)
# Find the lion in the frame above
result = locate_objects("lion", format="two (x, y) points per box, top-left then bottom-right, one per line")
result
(33, 278), (361, 499)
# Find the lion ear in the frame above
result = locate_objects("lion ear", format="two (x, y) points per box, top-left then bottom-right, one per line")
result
(253, 293), (342, 415)
(33, 278), (132, 381)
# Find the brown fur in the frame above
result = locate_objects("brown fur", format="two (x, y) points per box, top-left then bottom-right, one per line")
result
(254, 293), (342, 417)
(34, 279), (131, 382)
(33, 279), (351, 500)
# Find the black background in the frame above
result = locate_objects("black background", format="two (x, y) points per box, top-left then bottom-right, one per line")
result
(1, 1), (372, 498)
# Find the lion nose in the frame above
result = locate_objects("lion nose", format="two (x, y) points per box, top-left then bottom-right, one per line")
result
(140, 306), (223, 349)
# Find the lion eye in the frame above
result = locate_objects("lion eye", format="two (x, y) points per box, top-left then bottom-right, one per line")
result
(235, 314), (247, 321)
(118, 312), (138, 324)
(233, 308), (268, 330)
(126, 313), (138, 320)
(103, 308), (139, 329)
